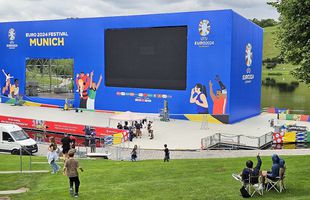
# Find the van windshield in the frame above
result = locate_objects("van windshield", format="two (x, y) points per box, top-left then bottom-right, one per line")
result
(11, 130), (30, 141)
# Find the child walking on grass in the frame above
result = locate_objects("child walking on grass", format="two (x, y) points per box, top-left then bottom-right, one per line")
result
(47, 144), (60, 174)
(64, 150), (84, 198)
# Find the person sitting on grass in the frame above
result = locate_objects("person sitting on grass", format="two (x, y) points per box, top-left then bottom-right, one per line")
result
(64, 150), (83, 198)
(241, 153), (262, 185)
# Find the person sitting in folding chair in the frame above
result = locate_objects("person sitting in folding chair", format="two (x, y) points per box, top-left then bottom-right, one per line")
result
(232, 153), (263, 197)
(263, 154), (286, 192)
(241, 153), (264, 196)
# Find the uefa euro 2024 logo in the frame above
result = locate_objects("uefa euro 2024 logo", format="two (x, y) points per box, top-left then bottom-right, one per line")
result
(242, 43), (254, 83)
(8, 28), (16, 41)
(6, 28), (18, 49)
(198, 20), (210, 36)
(245, 43), (253, 73)
(245, 43), (253, 67)
(195, 19), (214, 48)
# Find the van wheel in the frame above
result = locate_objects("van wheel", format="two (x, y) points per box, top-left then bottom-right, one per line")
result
(11, 149), (20, 155)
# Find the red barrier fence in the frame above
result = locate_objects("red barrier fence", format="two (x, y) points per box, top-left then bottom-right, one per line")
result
(0, 115), (123, 137)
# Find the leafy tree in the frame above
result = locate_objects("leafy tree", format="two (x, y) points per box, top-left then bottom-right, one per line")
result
(251, 18), (278, 27)
(268, 0), (310, 84)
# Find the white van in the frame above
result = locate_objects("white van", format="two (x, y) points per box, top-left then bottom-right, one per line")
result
(0, 123), (38, 154)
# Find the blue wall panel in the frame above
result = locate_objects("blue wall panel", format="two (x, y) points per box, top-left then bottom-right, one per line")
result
(0, 10), (263, 123)
(229, 11), (263, 123)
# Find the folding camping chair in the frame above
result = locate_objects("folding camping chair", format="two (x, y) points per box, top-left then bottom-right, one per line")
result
(232, 173), (264, 197)
(266, 167), (286, 192)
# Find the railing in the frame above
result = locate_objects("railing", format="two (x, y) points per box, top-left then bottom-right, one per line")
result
(258, 132), (273, 149)
(19, 146), (33, 173)
(201, 132), (273, 150)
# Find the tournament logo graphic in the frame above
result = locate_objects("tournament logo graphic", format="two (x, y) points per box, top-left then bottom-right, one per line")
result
(194, 19), (215, 48)
(198, 20), (210, 36)
(6, 28), (18, 49)
(242, 43), (254, 83)
(8, 28), (16, 41)
(245, 43), (253, 67)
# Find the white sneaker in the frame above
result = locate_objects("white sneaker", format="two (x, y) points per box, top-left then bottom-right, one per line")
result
(70, 188), (74, 196)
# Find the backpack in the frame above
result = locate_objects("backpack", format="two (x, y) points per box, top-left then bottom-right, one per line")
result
(240, 186), (251, 198)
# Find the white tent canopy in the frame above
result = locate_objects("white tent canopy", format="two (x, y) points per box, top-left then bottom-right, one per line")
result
(108, 111), (147, 127)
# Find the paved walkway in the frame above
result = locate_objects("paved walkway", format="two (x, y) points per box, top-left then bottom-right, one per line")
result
(1, 103), (309, 149)
(105, 147), (310, 160)
(36, 143), (310, 161)
(0, 188), (29, 195)
(0, 170), (49, 174)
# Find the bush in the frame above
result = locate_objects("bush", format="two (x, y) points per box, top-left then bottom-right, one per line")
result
(266, 62), (277, 69)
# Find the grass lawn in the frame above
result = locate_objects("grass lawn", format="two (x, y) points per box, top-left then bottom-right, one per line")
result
(26, 71), (62, 86)
(262, 26), (300, 82)
(263, 26), (280, 60)
(0, 154), (309, 200)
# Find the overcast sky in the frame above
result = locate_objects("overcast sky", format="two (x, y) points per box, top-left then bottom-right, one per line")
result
(0, 0), (279, 22)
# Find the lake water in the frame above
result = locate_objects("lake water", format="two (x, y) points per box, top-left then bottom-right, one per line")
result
(261, 77), (310, 114)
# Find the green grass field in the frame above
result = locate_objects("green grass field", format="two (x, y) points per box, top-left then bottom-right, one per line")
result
(262, 25), (298, 79)
(263, 26), (280, 60)
(0, 154), (309, 200)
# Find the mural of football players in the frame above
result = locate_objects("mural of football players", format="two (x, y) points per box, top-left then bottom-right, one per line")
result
(87, 71), (102, 110)
(75, 71), (90, 109)
(209, 75), (227, 115)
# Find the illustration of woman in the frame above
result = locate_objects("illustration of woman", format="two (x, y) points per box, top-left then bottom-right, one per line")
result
(87, 71), (102, 110)
(190, 83), (209, 114)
